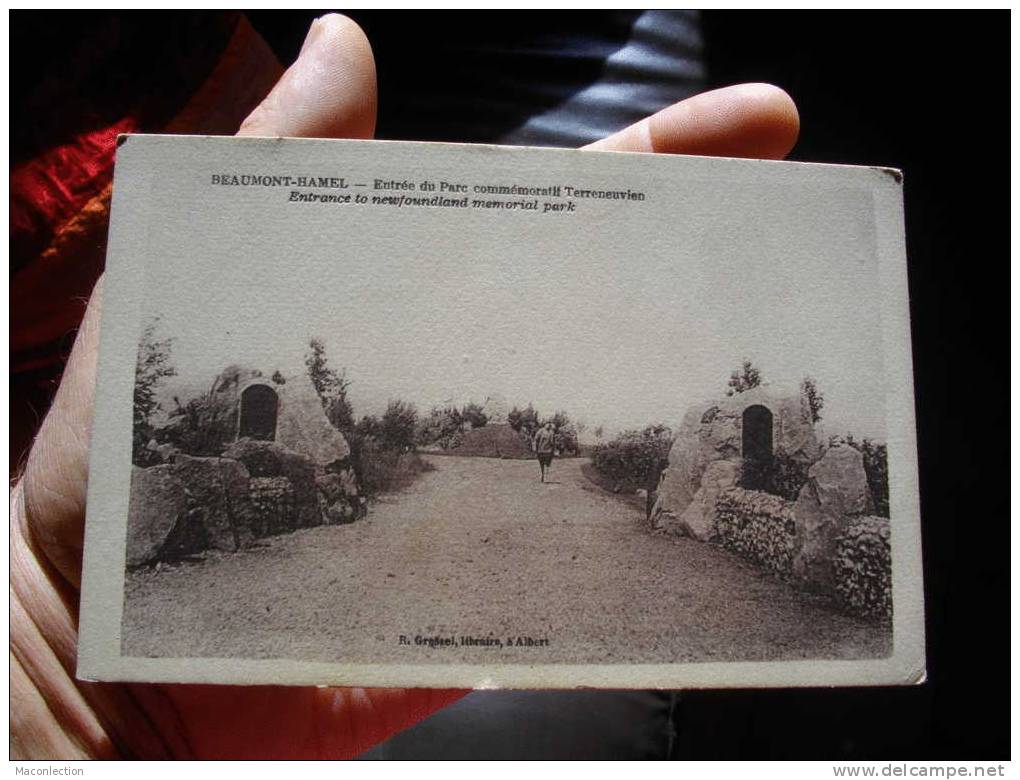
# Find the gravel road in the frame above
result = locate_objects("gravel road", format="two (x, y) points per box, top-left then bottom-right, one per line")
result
(122, 455), (891, 664)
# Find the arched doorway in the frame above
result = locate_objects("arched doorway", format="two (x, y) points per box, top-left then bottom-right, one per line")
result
(238, 384), (278, 441)
(741, 405), (774, 490)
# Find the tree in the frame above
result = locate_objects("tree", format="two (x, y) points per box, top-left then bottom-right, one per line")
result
(379, 400), (418, 451)
(134, 319), (177, 429)
(726, 359), (762, 396)
(355, 414), (381, 440)
(305, 338), (354, 433)
(133, 318), (177, 463)
(508, 404), (541, 439)
(416, 405), (464, 448)
(545, 410), (579, 456)
(800, 375), (825, 424)
(460, 402), (488, 429)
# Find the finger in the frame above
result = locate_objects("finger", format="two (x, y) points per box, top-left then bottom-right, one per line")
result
(22, 277), (104, 588)
(238, 14), (377, 139)
(19, 12), (380, 589)
(585, 83), (799, 159)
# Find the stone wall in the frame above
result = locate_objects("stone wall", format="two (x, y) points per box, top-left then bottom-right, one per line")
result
(249, 476), (295, 536)
(126, 439), (362, 568)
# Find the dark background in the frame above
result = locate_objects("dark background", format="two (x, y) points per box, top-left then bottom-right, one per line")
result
(696, 12), (1008, 759)
(247, 11), (1009, 758)
(11, 10), (1008, 759)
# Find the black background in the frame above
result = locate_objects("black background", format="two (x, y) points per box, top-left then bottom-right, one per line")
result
(688, 12), (1008, 759)
(247, 10), (1009, 759)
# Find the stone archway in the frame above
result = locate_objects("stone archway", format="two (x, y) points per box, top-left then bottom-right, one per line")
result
(741, 404), (774, 490)
(238, 384), (278, 441)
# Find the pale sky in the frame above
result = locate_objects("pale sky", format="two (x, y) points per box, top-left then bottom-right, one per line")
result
(144, 160), (888, 441)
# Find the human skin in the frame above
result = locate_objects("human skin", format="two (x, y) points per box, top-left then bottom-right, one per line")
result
(10, 14), (799, 759)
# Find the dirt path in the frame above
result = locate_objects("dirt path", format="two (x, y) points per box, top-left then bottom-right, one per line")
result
(122, 456), (890, 664)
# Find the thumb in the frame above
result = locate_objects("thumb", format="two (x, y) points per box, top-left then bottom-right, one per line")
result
(238, 14), (377, 139)
(585, 83), (799, 159)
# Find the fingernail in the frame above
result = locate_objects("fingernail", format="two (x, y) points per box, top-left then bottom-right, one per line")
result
(299, 17), (326, 57)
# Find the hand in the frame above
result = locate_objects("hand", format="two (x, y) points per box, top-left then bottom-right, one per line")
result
(10, 14), (798, 759)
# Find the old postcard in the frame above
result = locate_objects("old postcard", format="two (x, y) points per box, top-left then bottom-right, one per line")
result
(78, 134), (925, 689)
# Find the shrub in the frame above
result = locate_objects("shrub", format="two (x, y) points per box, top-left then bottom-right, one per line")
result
(157, 391), (236, 457)
(507, 404), (540, 439)
(834, 516), (892, 620)
(739, 450), (811, 501)
(355, 437), (435, 495)
(545, 410), (580, 456)
(714, 489), (798, 576)
(460, 402), (489, 429)
(417, 405), (466, 448)
(379, 400), (418, 451)
(592, 424), (674, 490)
(726, 359), (762, 396)
(447, 423), (532, 459)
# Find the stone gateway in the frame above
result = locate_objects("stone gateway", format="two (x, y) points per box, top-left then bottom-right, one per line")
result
(128, 365), (360, 566)
(649, 385), (890, 616)
(650, 385), (819, 532)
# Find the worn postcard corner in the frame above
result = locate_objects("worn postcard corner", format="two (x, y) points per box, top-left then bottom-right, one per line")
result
(78, 134), (924, 690)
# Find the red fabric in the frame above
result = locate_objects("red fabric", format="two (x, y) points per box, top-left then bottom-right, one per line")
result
(11, 119), (135, 373)
(11, 117), (135, 273)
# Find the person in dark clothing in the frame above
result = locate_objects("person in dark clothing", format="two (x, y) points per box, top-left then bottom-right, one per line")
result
(534, 421), (556, 483)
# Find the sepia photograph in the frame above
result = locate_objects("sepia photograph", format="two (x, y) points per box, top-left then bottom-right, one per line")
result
(73, 135), (921, 687)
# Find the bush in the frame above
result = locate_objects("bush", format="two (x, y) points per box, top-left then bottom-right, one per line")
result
(739, 450), (811, 501)
(714, 489), (798, 576)
(417, 405), (466, 448)
(507, 404), (540, 439)
(592, 424), (674, 491)
(547, 411), (580, 456)
(157, 392), (236, 457)
(379, 400), (418, 451)
(447, 423), (533, 458)
(355, 438), (435, 495)
(726, 359), (762, 396)
(460, 402), (488, 429)
(834, 516), (892, 620)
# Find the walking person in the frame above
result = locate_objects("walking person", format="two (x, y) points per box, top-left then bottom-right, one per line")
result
(534, 421), (556, 483)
